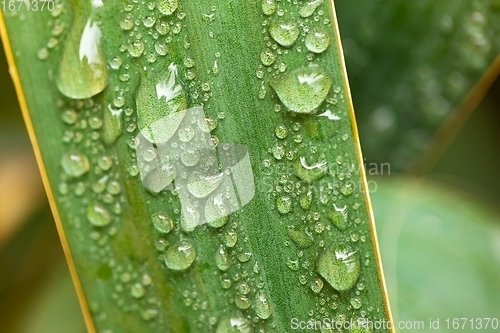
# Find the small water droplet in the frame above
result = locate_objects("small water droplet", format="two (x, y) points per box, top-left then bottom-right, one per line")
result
(286, 258), (299, 271)
(164, 240), (197, 271)
(215, 245), (230, 271)
(215, 316), (253, 333)
(305, 28), (330, 53)
(128, 40), (145, 57)
(87, 202), (112, 227)
(156, 19), (170, 35)
(224, 229), (238, 247)
(295, 156), (327, 182)
(317, 244), (361, 292)
(271, 144), (285, 160)
(255, 291), (272, 319)
(119, 17), (134, 30)
(350, 297), (362, 309)
(276, 196), (292, 214)
(260, 49), (276, 66)
(327, 204), (348, 231)
(152, 212), (173, 233)
(287, 229), (313, 248)
(269, 21), (299, 47)
(234, 294), (252, 309)
(261, 0), (276, 16)
(157, 0), (178, 15)
(130, 283), (146, 298)
(270, 63), (332, 114)
(275, 124), (288, 139)
(61, 109), (78, 124)
(310, 277), (324, 293)
(61, 151), (89, 177)
(299, 191), (313, 210)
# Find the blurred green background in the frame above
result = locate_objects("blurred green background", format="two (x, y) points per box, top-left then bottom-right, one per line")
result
(1, 1), (500, 332)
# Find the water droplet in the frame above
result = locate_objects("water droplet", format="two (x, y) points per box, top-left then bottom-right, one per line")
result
(236, 281), (251, 295)
(156, 19), (170, 35)
(205, 194), (229, 228)
(270, 64), (332, 114)
(56, 13), (107, 99)
(152, 212), (173, 233)
(299, 0), (323, 18)
(37, 47), (49, 60)
(310, 277), (324, 293)
(119, 17), (134, 30)
(61, 109), (78, 124)
(276, 196), (292, 214)
(287, 229), (313, 248)
(61, 151), (89, 177)
(260, 49), (276, 66)
(128, 40), (145, 57)
(317, 244), (361, 292)
(136, 64), (188, 143)
(215, 245), (230, 271)
(181, 149), (201, 166)
(327, 204), (348, 231)
(143, 15), (156, 27)
(261, 0), (276, 16)
(269, 21), (299, 47)
(255, 291), (273, 319)
(187, 172), (223, 198)
(234, 294), (252, 309)
(270, 143), (286, 160)
(237, 252), (252, 262)
(141, 309), (159, 321)
(286, 258), (299, 271)
(350, 297), (362, 309)
(155, 42), (168, 56)
(130, 283), (146, 298)
(215, 316), (253, 333)
(275, 124), (288, 139)
(143, 163), (175, 193)
(305, 28), (330, 53)
(87, 202), (112, 227)
(295, 156), (327, 182)
(224, 229), (238, 247)
(157, 0), (178, 15)
(299, 191), (313, 210)
(164, 240), (196, 271)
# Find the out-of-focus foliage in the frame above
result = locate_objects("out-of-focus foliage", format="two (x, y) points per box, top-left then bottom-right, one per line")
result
(337, 0), (500, 169)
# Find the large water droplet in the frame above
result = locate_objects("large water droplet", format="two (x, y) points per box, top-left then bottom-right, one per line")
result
(235, 294), (252, 309)
(130, 283), (146, 298)
(305, 28), (330, 53)
(157, 0), (178, 15)
(255, 291), (272, 319)
(317, 244), (360, 292)
(86, 202), (112, 227)
(215, 244), (230, 271)
(261, 0), (276, 15)
(295, 156), (327, 182)
(269, 21), (299, 47)
(270, 64), (332, 114)
(299, 0), (323, 18)
(136, 63), (188, 143)
(152, 212), (173, 233)
(56, 6), (107, 99)
(216, 316), (253, 333)
(61, 151), (89, 177)
(165, 240), (196, 270)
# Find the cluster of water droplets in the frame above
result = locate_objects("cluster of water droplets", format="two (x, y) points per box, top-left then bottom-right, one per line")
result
(255, 0), (385, 324)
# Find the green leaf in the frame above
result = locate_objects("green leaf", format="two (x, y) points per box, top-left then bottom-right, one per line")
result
(1, 0), (391, 332)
